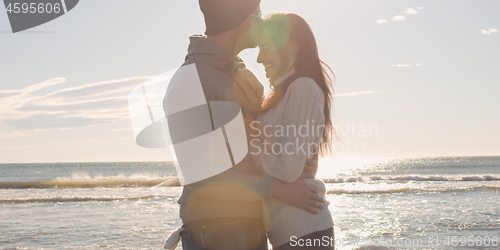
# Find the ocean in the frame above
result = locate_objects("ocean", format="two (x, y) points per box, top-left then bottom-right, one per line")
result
(1, 156), (499, 249)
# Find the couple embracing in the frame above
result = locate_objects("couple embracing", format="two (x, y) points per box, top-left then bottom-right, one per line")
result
(163, 0), (335, 249)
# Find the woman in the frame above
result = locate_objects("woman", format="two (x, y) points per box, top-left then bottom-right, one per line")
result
(249, 12), (336, 249)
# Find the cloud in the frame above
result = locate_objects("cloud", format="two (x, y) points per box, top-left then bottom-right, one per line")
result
(416, 63), (422, 66)
(46, 77), (149, 100)
(0, 78), (66, 101)
(84, 139), (100, 143)
(0, 131), (27, 138)
(391, 64), (412, 68)
(378, 7), (422, 25)
(0, 76), (152, 132)
(337, 90), (385, 97)
(481, 28), (499, 36)
(0, 90), (22, 99)
(403, 8), (419, 15)
(0, 145), (33, 150)
(392, 15), (406, 21)
(112, 128), (133, 132)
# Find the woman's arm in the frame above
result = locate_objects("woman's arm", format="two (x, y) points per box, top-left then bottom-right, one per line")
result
(190, 169), (324, 214)
(258, 78), (326, 183)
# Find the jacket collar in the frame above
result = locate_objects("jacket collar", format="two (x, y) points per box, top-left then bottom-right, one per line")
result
(185, 35), (246, 70)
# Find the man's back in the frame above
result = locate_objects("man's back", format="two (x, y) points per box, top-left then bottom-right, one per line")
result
(164, 35), (271, 222)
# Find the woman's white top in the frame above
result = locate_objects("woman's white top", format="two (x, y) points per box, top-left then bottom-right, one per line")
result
(251, 69), (334, 246)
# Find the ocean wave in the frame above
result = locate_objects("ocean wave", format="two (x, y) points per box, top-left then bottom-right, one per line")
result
(0, 177), (181, 189)
(327, 185), (500, 195)
(2, 174), (498, 189)
(0, 195), (159, 204)
(323, 174), (500, 183)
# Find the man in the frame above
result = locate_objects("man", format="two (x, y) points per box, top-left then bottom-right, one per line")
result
(163, 0), (325, 249)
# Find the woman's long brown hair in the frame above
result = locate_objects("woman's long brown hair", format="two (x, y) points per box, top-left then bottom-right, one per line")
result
(260, 12), (336, 156)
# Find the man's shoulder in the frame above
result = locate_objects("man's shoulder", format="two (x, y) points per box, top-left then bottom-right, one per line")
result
(168, 59), (231, 103)
(180, 58), (228, 83)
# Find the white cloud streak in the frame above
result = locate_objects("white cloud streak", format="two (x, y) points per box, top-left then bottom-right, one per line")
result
(0, 145), (34, 150)
(0, 76), (152, 132)
(337, 90), (385, 97)
(0, 131), (27, 138)
(391, 64), (412, 68)
(378, 7), (423, 24)
(112, 128), (133, 132)
(481, 28), (499, 36)
(393, 15), (406, 21)
(403, 8), (419, 15)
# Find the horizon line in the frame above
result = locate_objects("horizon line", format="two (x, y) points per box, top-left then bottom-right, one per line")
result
(1, 154), (499, 165)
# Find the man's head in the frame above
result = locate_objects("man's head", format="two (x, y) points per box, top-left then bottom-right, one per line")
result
(200, 0), (262, 50)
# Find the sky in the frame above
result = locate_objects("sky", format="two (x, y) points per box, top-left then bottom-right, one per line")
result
(0, 0), (499, 163)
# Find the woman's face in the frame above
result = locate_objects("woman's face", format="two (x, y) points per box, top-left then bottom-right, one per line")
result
(257, 33), (282, 81)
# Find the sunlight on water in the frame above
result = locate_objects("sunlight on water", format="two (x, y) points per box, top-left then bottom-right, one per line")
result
(317, 157), (392, 179)
(1, 157), (499, 249)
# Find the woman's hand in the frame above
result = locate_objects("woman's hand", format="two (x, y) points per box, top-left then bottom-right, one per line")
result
(272, 178), (325, 215)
